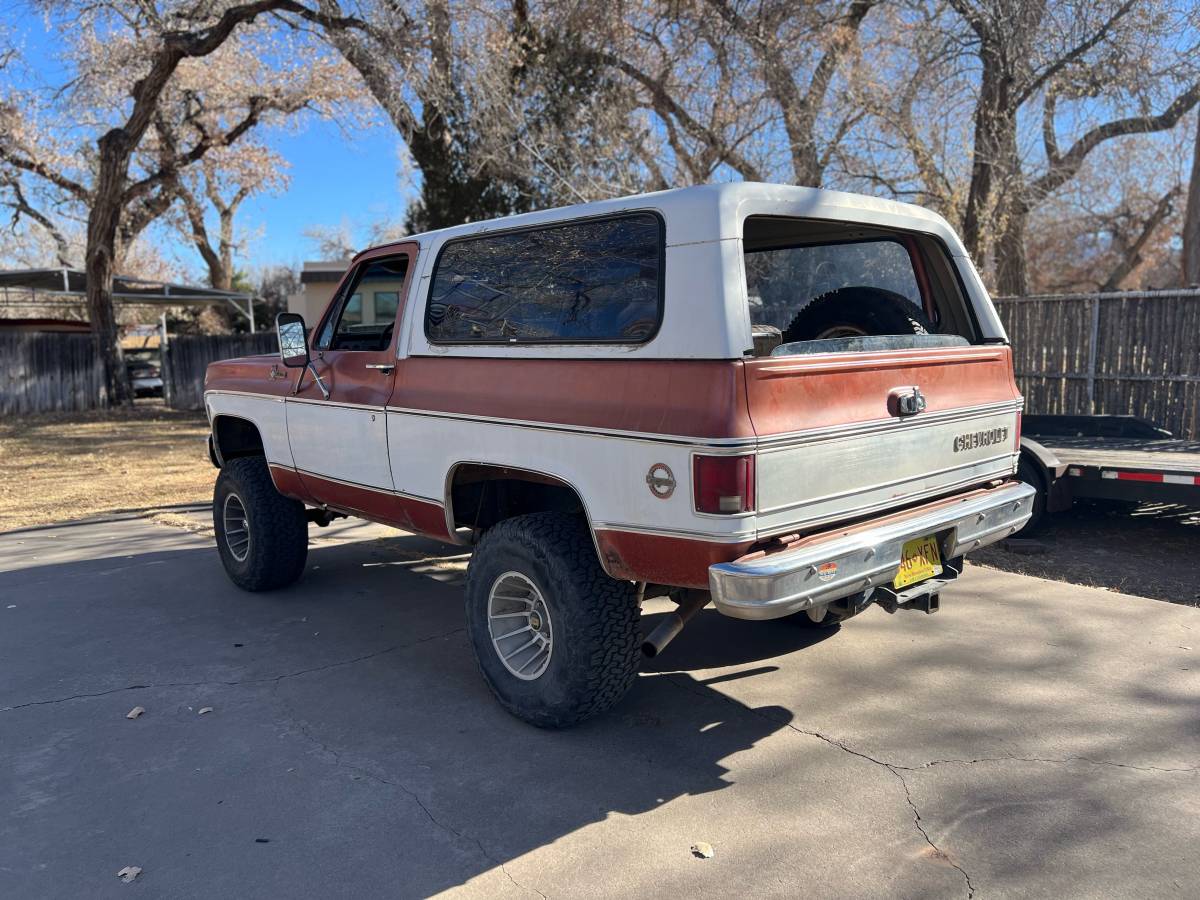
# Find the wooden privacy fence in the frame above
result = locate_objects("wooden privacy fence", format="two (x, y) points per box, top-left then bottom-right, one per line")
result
(163, 333), (278, 410)
(994, 289), (1200, 440)
(0, 332), (105, 415)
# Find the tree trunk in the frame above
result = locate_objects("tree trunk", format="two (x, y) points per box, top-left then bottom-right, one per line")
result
(216, 208), (235, 292)
(960, 34), (1028, 298)
(994, 203), (1030, 296)
(960, 49), (1006, 263)
(1184, 113), (1200, 287)
(86, 132), (133, 406)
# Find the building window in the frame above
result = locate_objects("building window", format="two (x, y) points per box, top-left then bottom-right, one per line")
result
(374, 291), (399, 322)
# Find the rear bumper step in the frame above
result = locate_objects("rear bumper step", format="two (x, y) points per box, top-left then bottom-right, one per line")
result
(709, 480), (1035, 620)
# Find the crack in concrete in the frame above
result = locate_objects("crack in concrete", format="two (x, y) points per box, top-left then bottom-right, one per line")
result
(0, 627), (464, 713)
(660, 670), (1195, 897)
(774, 719), (976, 899)
(273, 680), (547, 899)
(658, 673), (970, 898)
(887, 766), (976, 898)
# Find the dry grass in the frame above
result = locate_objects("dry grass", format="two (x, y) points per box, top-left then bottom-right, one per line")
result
(0, 401), (215, 531)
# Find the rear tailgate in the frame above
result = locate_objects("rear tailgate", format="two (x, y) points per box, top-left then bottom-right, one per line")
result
(744, 345), (1022, 537)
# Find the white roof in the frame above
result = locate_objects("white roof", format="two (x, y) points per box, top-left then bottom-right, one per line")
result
(387, 182), (967, 258)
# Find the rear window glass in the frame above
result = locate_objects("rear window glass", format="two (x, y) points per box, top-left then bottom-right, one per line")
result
(425, 212), (664, 344)
(745, 239), (922, 331)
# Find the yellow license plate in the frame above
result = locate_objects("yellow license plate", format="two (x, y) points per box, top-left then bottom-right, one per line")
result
(894, 535), (943, 588)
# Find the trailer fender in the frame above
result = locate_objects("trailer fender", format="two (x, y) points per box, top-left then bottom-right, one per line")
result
(1019, 438), (1072, 513)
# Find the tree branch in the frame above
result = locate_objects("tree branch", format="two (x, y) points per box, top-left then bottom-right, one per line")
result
(1019, 0), (1138, 104)
(0, 146), (90, 202)
(1, 178), (73, 266)
(1032, 82), (1200, 200)
(1100, 186), (1180, 291)
(606, 54), (765, 181)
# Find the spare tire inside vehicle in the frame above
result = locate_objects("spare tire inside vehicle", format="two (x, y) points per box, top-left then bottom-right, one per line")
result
(781, 286), (935, 344)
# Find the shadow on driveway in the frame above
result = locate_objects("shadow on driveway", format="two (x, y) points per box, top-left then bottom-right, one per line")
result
(1, 519), (1197, 898)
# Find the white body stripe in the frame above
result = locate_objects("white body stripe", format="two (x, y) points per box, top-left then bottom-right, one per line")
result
(205, 392), (291, 468)
(207, 389), (1020, 543)
(287, 400), (394, 491)
(385, 410), (755, 541)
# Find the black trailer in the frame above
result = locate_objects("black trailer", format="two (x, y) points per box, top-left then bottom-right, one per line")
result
(1017, 414), (1200, 530)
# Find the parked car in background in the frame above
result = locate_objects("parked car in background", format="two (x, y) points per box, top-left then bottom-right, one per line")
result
(203, 183), (1033, 727)
(125, 349), (162, 398)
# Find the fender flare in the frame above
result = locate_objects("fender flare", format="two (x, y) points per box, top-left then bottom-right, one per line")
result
(1019, 437), (1072, 513)
(1019, 437), (1064, 481)
(442, 461), (617, 575)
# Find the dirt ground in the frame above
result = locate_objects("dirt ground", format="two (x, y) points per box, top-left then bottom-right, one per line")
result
(0, 401), (213, 531)
(973, 501), (1200, 606)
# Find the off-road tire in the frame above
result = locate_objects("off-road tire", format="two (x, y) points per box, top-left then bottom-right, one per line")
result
(465, 512), (640, 728)
(782, 287), (935, 343)
(213, 456), (308, 591)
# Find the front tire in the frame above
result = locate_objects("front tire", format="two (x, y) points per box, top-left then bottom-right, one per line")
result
(213, 456), (308, 591)
(465, 512), (641, 728)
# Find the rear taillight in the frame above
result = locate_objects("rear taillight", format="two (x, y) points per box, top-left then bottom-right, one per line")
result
(693, 454), (755, 514)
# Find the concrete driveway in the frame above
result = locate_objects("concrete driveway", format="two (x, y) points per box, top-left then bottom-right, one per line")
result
(1, 515), (1196, 899)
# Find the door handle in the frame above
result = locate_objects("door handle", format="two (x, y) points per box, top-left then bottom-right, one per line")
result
(365, 364), (395, 374)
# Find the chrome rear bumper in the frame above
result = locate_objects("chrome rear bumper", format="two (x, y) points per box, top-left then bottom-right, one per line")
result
(709, 481), (1036, 620)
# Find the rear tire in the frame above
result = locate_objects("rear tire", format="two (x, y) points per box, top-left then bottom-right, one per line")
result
(213, 457), (308, 591)
(782, 287), (935, 343)
(465, 512), (641, 728)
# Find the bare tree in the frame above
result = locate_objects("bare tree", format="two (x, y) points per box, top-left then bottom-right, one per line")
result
(925, 0), (1200, 293)
(165, 144), (289, 291)
(595, 0), (880, 187)
(1024, 130), (1190, 293)
(0, 0), (363, 404)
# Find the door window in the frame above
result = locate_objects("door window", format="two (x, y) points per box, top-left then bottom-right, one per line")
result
(316, 257), (410, 352)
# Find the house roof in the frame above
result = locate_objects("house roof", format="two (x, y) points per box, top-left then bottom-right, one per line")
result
(0, 269), (253, 304)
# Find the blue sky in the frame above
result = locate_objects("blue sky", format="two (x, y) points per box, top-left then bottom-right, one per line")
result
(4, 3), (417, 272)
(238, 119), (415, 265)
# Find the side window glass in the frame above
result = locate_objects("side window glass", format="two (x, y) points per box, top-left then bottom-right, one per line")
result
(426, 212), (664, 344)
(343, 293), (363, 326)
(316, 257), (409, 352)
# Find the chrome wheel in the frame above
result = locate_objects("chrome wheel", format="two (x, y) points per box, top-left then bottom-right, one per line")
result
(488, 571), (553, 681)
(222, 492), (251, 562)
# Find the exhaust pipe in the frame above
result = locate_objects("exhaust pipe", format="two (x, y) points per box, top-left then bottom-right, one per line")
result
(642, 590), (709, 658)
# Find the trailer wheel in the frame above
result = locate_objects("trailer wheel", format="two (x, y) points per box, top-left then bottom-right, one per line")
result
(782, 287), (935, 343)
(213, 457), (308, 591)
(464, 512), (641, 728)
(1015, 456), (1047, 534)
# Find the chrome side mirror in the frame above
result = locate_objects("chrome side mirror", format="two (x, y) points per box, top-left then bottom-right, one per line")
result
(276, 312), (309, 368)
(275, 312), (329, 399)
